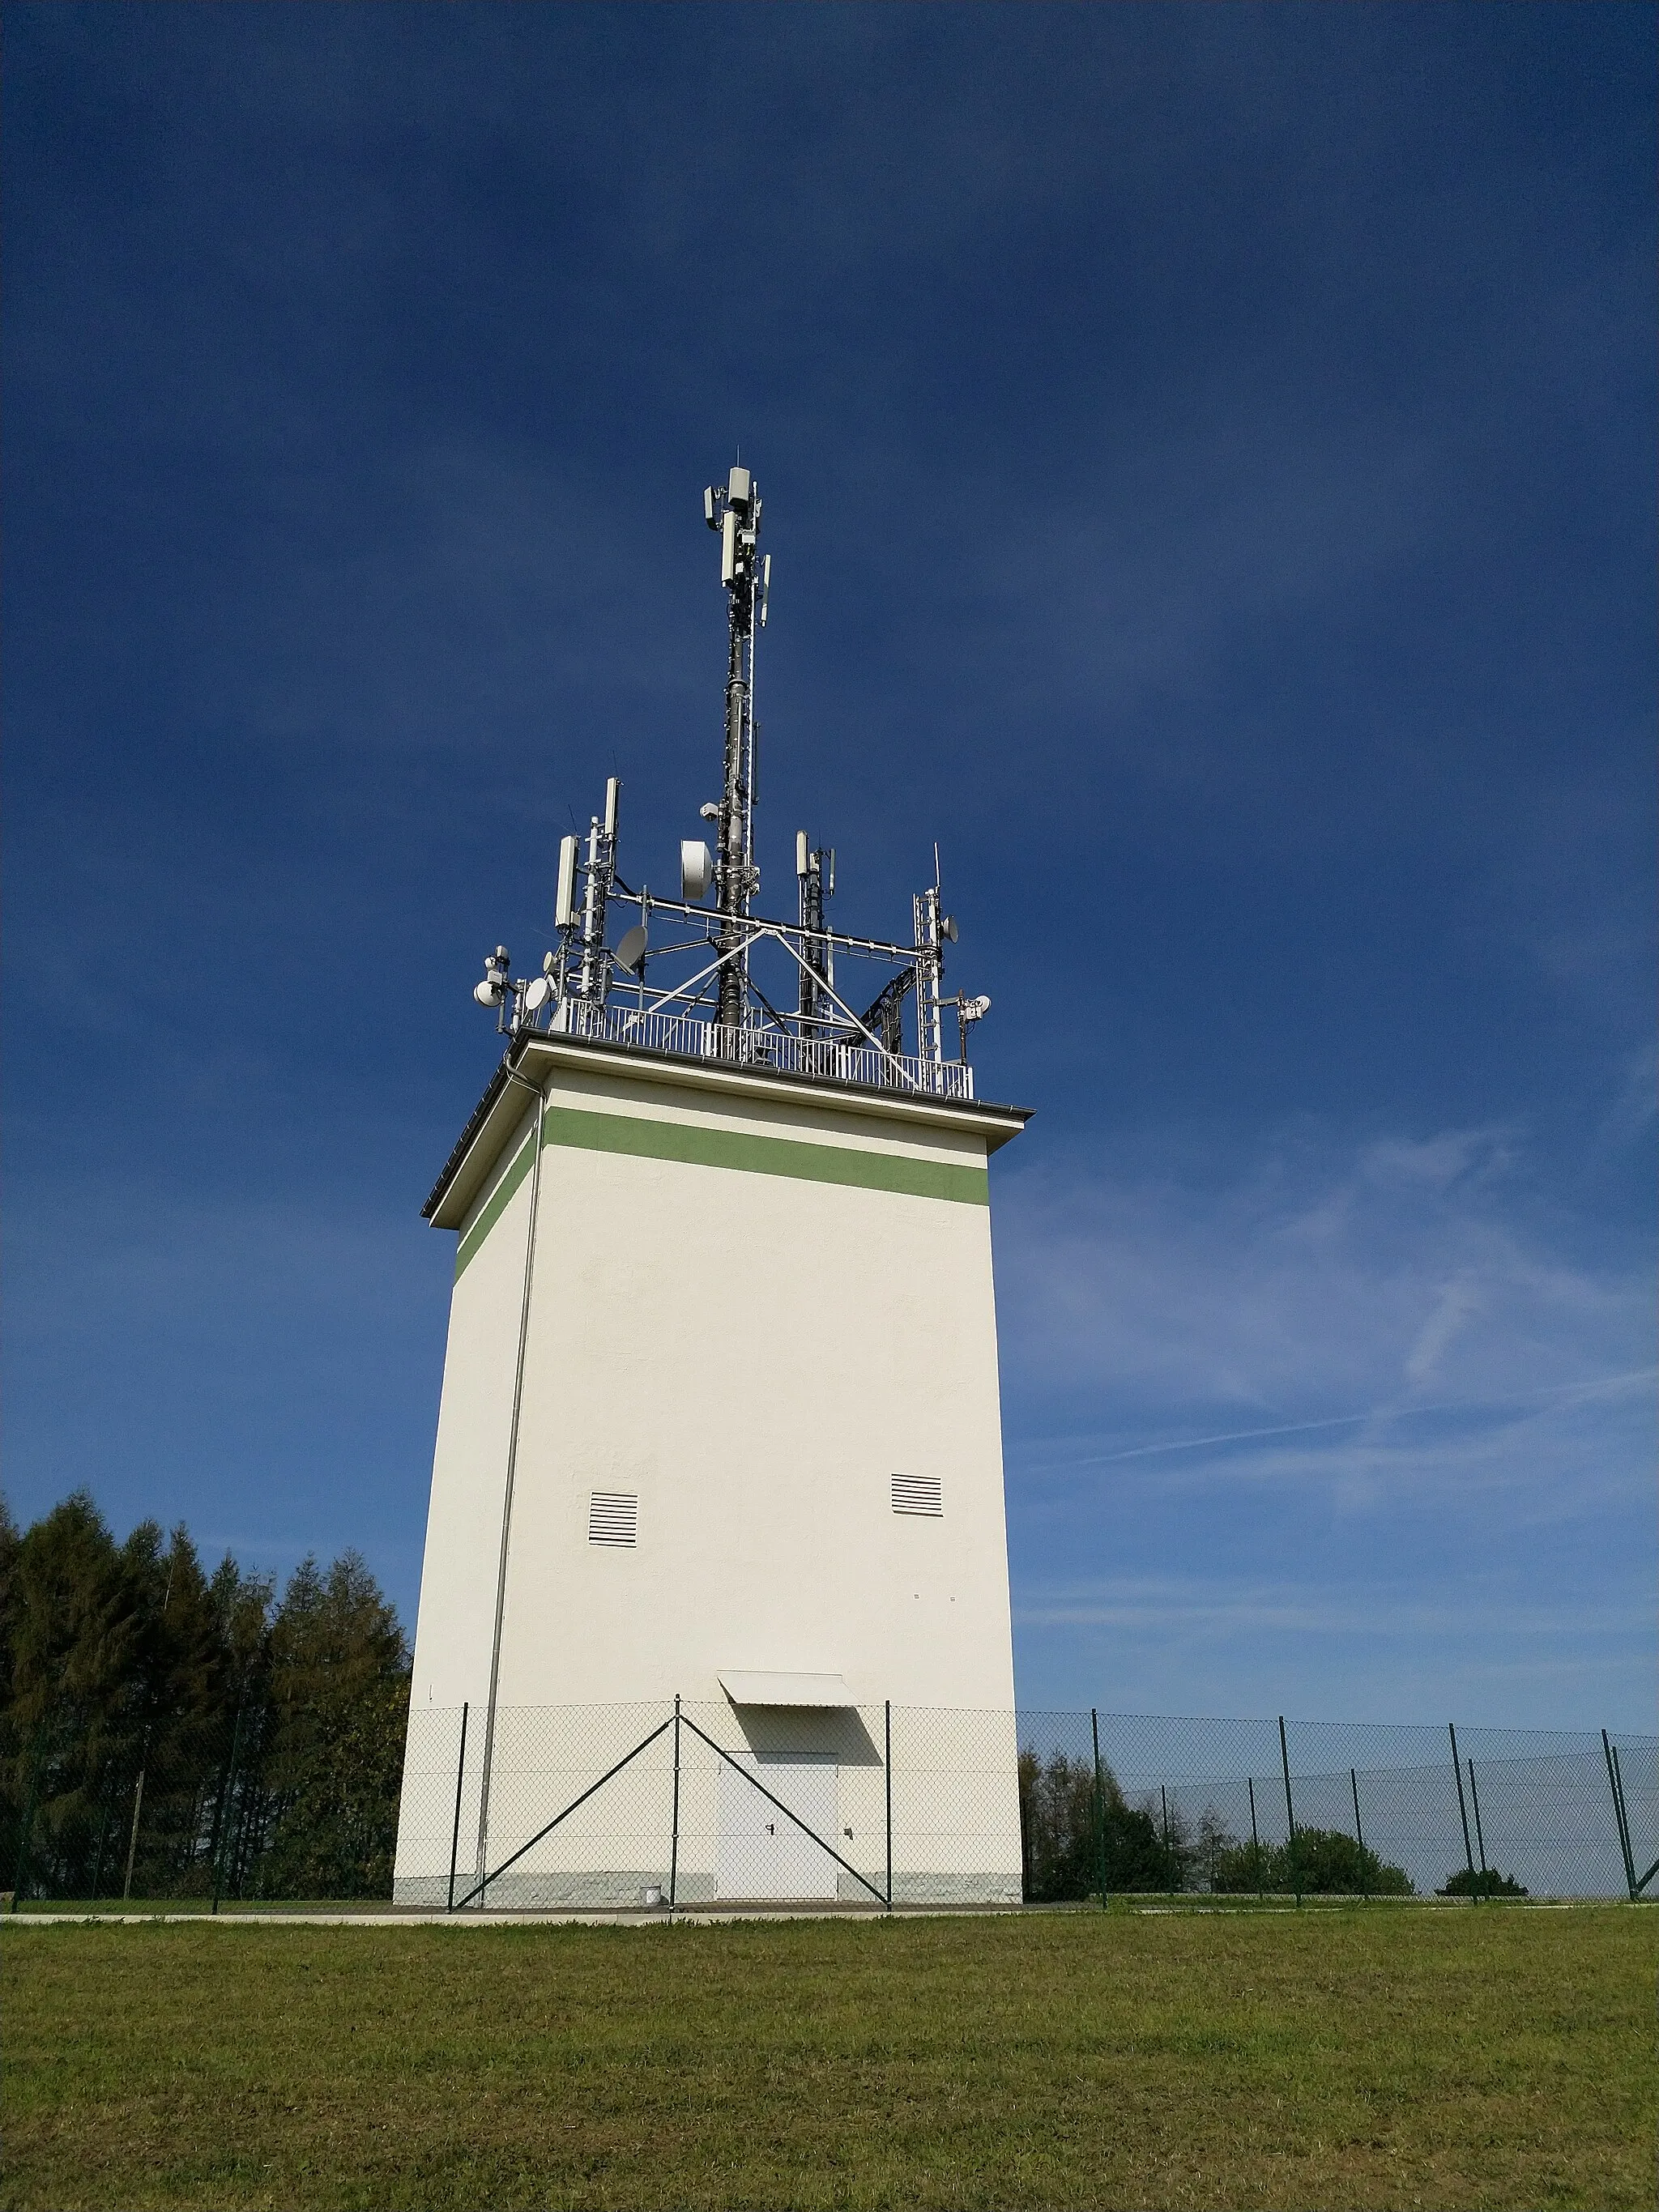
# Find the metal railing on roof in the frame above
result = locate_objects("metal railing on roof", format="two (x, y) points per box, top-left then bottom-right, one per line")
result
(556, 1001), (976, 1102)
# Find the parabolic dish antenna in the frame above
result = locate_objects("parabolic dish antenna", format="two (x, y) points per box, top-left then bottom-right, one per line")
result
(614, 924), (648, 975)
(680, 840), (714, 902)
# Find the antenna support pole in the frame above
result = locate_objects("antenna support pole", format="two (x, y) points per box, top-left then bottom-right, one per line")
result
(913, 872), (948, 1068)
(706, 464), (764, 1034)
(796, 833), (833, 1038)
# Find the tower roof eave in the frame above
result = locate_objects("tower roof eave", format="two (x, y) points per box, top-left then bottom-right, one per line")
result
(422, 1029), (1031, 1230)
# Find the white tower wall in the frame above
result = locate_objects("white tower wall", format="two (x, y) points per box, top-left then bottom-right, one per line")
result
(394, 1035), (1027, 1906)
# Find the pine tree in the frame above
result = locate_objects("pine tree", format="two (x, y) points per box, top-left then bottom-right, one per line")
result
(5, 1494), (143, 1896)
(258, 1552), (410, 1899)
(2, 1494), (410, 1903)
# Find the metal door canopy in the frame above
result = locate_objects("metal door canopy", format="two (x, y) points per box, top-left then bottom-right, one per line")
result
(720, 1671), (851, 1707)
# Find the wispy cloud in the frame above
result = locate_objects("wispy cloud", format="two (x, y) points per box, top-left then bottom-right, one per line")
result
(998, 1119), (1651, 1438)
(997, 1115), (1654, 1720)
(1014, 1579), (1650, 1641)
(1019, 1367), (1655, 1477)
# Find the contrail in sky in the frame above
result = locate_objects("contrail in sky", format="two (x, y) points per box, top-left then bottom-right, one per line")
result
(1017, 1367), (1658, 1476)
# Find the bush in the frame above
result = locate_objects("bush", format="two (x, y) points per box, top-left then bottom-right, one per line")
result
(1210, 1824), (1413, 1895)
(1439, 1865), (1528, 1897)
(1017, 1750), (1194, 1899)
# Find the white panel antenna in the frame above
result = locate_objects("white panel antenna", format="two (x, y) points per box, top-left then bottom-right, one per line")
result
(555, 836), (579, 929)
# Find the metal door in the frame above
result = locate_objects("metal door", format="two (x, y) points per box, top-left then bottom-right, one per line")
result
(715, 1754), (839, 1899)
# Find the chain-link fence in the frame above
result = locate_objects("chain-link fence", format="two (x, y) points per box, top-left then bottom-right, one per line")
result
(1017, 1713), (1657, 1905)
(394, 1702), (1024, 1910)
(6, 1698), (1654, 1909)
(390, 1702), (1654, 1912)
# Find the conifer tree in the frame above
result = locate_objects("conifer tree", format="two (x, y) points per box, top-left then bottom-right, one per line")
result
(2, 1494), (410, 1903)
(260, 1552), (410, 1898)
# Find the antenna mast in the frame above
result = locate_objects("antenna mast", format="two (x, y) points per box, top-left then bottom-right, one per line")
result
(704, 463), (768, 1034)
(468, 454), (992, 1105)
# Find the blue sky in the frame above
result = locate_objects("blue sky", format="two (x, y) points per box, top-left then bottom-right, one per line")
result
(5, 3), (1653, 1727)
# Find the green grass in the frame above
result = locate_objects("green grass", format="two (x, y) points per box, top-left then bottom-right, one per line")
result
(5, 1907), (1653, 2210)
(6, 1896), (403, 1916)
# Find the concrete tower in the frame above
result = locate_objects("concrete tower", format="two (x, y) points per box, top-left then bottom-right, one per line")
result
(394, 467), (1029, 1907)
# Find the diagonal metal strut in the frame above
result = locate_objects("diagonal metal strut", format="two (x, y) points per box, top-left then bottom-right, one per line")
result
(450, 1716), (675, 1912)
(677, 1711), (887, 1906)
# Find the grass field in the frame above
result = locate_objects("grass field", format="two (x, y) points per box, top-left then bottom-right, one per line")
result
(6, 1906), (1654, 2210)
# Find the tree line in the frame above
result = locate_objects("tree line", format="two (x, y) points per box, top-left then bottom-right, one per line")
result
(1, 1492), (411, 1903)
(8, 1492), (1529, 1908)
(1018, 1747), (1418, 1900)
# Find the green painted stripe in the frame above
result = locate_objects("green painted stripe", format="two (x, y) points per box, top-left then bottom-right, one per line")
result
(454, 1128), (536, 1280)
(539, 1102), (989, 1206)
(454, 1098), (988, 1277)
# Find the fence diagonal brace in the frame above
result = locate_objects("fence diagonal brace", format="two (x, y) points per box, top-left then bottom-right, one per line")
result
(677, 1713), (886, 1905)
(1603, 1730), (1639, 1899)
(452, 1715), (675, 1912)
(1634, 1856), (1659, 1898)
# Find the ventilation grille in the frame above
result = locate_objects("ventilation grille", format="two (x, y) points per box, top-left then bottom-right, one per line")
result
(588, 1491), (638, 1546)
(891, 1472), (943, 1517)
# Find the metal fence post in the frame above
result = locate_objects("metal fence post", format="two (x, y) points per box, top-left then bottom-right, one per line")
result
(90, 1779), (114, 1904)
(1449, 1723), (1478, 1900)
(447, 1702), (470, 1912)
(1610, 1745), (1658, 1898)
(1350, 1769), (1368, 1902)
(10, 1726), (45, 1912)
(1160, 1784), (1173, 1894)
(1090, 1708), (1107, 1910)
(1467, 1761), (1488, 1886)
(884, 1700), (893, 1913)
(1247, 1776), (1264, 1900)
(1278, 1717), (1300, 1907)
(1602, 1730), (1637, 1899)
(211, 1702), (245, 1916)
(668, 1694), (681, 1913)
(122, 1724), (151, 1902)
